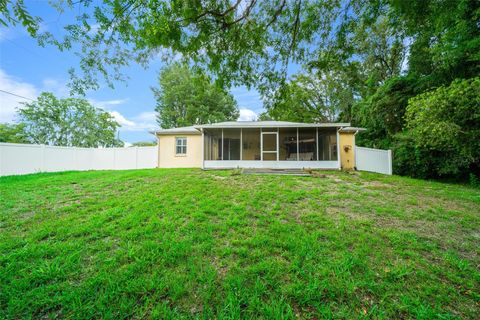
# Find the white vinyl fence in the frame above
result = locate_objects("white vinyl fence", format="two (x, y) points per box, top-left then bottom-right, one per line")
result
(0, 143), (157, 177)
(355, 146), (392, 175)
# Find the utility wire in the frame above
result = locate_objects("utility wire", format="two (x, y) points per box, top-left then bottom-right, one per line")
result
(0, 89), (35, 101)
(3, 38), (46, 60)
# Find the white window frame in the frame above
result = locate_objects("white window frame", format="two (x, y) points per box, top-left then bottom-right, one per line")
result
(175, 137), (187, 156)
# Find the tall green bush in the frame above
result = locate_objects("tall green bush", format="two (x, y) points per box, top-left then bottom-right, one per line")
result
(403, 78), (480, 178)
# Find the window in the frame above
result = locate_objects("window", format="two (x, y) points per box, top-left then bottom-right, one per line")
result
(175, 137), (187, 155)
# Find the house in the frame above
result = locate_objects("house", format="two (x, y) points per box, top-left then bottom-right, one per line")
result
(154, 121), (365, 170)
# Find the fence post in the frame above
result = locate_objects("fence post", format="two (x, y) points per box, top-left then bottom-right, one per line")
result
(387, 150), (393, 175)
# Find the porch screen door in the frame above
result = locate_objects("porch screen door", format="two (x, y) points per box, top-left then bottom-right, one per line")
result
(261, 132), (278, 161)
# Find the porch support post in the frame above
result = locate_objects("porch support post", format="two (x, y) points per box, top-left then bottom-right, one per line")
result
(276, 127), (279, 161)
(296, 127), (299, 161)
(240, 128), (243, 161)
(316, 127), (319, 161)
(260, 128), (263, 161)
(221, 128), (224, 161)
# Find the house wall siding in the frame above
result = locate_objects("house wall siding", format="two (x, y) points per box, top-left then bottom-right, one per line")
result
(157, 134), (203, 168)
(339, 132), (355, 170)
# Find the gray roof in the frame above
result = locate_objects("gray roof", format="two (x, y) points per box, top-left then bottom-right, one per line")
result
(338, 126), (367, 133)
(155, 126), (200, 135)
(195, 121), (351, 129)
(155, 121), (355, 135)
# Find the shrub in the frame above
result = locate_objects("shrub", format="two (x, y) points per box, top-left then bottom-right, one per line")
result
(405, 78), (480, 178)
(469, 173), (480, 188)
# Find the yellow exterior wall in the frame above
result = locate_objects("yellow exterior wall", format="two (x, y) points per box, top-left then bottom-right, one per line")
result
(339, 132), (355, 170)
(157, 134), (203, 168)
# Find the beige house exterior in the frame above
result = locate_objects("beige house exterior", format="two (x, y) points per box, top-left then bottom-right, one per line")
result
(155, 121), (365, 170)
(156, 126), (202, 168)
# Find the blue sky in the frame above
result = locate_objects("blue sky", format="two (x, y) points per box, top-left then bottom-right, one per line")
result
(0, 1), (290, 144)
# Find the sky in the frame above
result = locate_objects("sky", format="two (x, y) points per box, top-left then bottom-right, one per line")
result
(0, 1), (282, 144)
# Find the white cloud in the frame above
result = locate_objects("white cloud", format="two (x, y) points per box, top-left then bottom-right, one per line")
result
(109, 111), (136, 127)
(109, 110), (158, 132)
(134, 111), (157, 122)
(0, 69), (38, 122)
(89, 98), (129, 110)
(90, 98), (157, 132)
(238, 108), (258, 121)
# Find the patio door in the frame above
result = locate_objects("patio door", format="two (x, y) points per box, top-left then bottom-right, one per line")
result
(261, 132), (278, 161)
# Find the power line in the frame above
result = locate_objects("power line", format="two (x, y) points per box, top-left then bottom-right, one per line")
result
(0, 89), (35, 101)
(3, 38), (46, 60)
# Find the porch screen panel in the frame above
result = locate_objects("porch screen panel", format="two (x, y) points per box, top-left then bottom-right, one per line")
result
(223, 129), (241, 160)
(262, 133), (277, 151)
(318, 128), (338, 161)
(204, 129), (222, 160)
(298, 128), (317, 161)
(279, 128), (298, 161)
(242, 128), (261, 160)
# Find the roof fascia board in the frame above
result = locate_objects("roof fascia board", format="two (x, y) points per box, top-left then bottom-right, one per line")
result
(155, 131), (201, 135)
(195, 123), (351, 129)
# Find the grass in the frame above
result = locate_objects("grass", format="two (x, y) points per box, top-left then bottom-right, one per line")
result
(0, 168), (479, 319)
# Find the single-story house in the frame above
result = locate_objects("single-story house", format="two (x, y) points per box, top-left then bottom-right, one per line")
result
(154, 121), (365, 170)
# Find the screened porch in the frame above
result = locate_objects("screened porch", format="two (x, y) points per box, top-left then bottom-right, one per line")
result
(202, 127), (339, 169)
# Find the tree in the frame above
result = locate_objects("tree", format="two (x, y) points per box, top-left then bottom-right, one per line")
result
(309, 13), (408, 103)
(152, 64), (239, 129)
(352, 75), (420, 149)
(2, 1), (478, 96)
(26, 0), (351, 94)
(0, 123), (28, 143)
(404, 77), (480, 178)
(0, 0), (39, 37)
(263, 71), (354, 123)
(18, 92), (122, 147)
(391, 0), (480, 83)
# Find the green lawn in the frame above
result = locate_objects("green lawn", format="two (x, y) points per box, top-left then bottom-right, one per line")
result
(1, 169), (479, 319)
